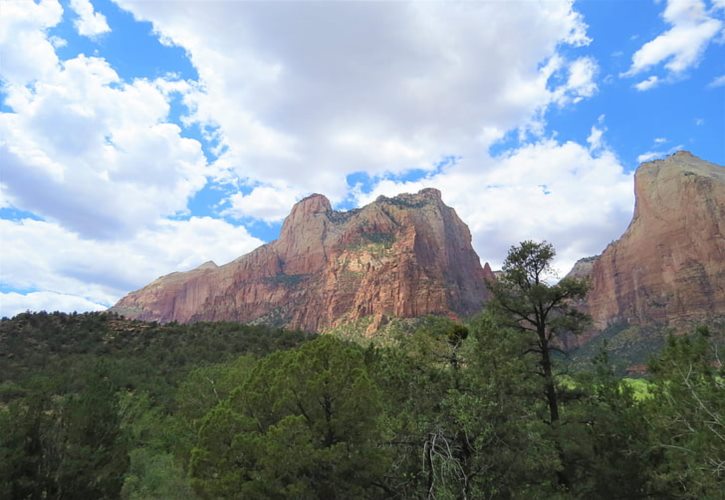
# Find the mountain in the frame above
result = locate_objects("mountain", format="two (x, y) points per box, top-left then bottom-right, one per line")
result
(568, 151), (724, 331)
(111, 188), (494, 332)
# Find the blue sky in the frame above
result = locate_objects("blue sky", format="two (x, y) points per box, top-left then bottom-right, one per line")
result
(1, 0), (723, 316)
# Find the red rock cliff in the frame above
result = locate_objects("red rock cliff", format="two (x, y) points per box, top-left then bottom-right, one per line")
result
(110, 188), (494, 332)
(573, 151), (724, 330)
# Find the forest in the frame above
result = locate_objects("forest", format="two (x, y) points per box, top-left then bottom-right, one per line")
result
(1, 243), (722, 499)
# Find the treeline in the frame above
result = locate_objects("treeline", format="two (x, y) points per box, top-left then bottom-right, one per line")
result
(0, 311), (721, 498)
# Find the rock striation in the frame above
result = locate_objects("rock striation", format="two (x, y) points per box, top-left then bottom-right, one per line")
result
(570, 151), (724, 330)
(111, 188), (494, 332)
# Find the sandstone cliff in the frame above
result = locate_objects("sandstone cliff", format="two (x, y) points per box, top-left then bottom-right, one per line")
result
(111, 188), (494, 332)
(571, 151), (724, 330)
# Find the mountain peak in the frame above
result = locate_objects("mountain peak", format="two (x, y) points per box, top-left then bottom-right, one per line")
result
(418, 187), (442, 199)
(633, 150), (723, 221)
(375, 187), (443, 205)
(585, 151), (724, 329)
(197, 260), (218, 270)
(292, 193), (332, 214)
(111, 188), (491, 332)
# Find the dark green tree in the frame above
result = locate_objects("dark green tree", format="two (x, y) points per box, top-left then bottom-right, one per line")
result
(444, 313), (561, 498)
(645, 328), (724, 498)
(487, 240), (589, 424)
(189, 336), (389, 499)
(0, 367), (129, 499)
(566, 350), (652, 498)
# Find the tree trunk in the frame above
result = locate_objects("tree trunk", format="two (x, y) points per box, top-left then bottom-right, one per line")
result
(540, 331), (569, 489)
(539, 334), (559, 423)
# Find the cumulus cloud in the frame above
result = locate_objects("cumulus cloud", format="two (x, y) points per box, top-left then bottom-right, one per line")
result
(224, 184), (302, 223)
(69, 0), (110, 37)
(0, 0), (62, 86)
(557, 57), (599, 104)
(0, 2), (267, 312)
(0, 7), (209, 239)
(114, 0), (596, 203)
(0, 217), (263, 309)
(624, 0), (723, 86)
(635, 75), (661, 91)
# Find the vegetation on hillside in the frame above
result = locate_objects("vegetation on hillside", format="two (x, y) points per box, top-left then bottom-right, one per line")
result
(0, 243), (722, 499)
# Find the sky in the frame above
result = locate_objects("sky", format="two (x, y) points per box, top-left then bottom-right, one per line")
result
(1, 0), (724, 318)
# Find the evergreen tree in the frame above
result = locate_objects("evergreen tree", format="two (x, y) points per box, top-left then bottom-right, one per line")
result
(487, 240), (589, 424)
(645, 328), (724, 498)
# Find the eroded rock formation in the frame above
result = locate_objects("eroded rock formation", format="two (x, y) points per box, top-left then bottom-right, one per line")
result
(572, 151), (724, 330)
(111, 188), (494, 332)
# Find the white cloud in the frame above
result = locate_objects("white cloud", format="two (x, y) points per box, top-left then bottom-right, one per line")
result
(654, 137), (668, 144)
(49, 35), (67, 48)
(637, 151), (664, 163)
(635, 75), (661, 91)
(0, 291), (106, 318)
(624, 0), (723, 83)
(708, 74), (725, 87)
(0, 3), (264, 313)
(69, 0), (110, 37)
(0, 3), (213, 240)
(0, 217), (263, 309)
(587, 115), (607, 152)
(224, 185), (302, 222)
(637, 144), (685, 163)
(559, 57), (599, 104)
(114, 0), (596, 204)
(0, 0), (62, 86)
(0, 49), (209, 239)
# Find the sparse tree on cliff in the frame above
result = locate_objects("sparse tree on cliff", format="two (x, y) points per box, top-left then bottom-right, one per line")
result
(487, 240), (589, 424)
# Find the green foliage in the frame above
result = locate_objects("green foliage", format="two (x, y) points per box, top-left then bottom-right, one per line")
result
(0, 363), (128, 499)
(1, 308), (720, 499)
(189, 336), (388, 498)
(452, 313), (561, 497)
(565, 321), (672, 375)
(361, 231), (394, 246)
(487, 239), (589, 429)
(564, 351), (653, 498)
(267, 273), (306, 286)
(644, 328), (724, 498)
(122, 448), (196, 500)
(0, 312), (313, 499)
(488, 240), (590, 343)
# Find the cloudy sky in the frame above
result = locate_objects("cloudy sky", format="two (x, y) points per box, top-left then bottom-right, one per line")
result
(1, 0), (723, 317)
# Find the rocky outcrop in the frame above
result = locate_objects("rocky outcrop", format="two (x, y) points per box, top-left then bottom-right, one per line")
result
(575, 151), (724, 330)
(111, 188), (494, 332)
(565, 256), (598, 280)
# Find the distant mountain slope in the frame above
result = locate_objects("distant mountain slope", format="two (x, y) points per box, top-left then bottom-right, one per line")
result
(111, 188), (494, 332)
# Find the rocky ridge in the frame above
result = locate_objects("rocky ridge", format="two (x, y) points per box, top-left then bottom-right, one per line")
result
(568, 151), (724, 330)
(111, 188), (494, 333)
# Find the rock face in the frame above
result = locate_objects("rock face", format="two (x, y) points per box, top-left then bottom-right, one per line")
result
(111, 188), (494, 332)
(573, 151), (724, 330)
